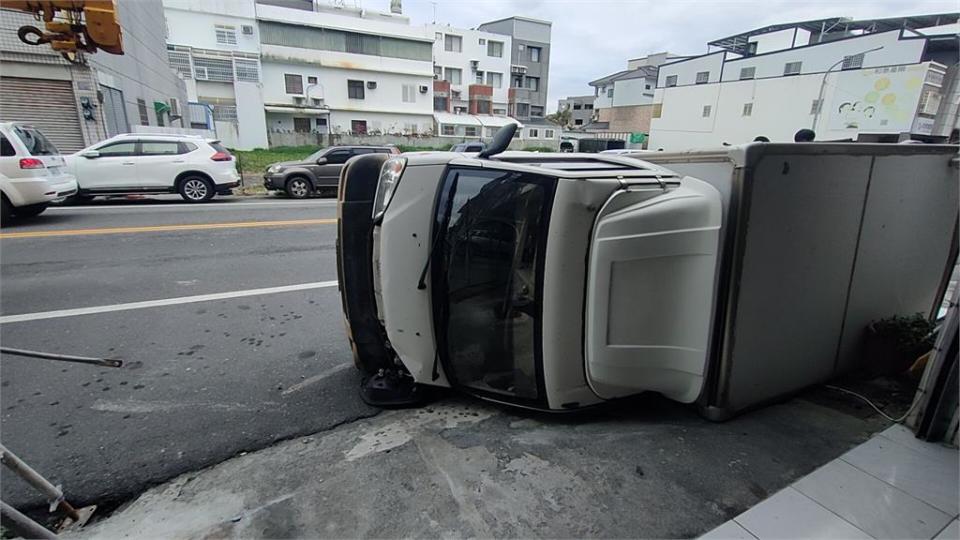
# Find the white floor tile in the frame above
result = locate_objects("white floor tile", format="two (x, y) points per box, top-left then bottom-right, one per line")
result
(794, 458), (952, 539)
(934, 519), (959, 540)
(879, 425), (959, 468)
(699, 520), (757, 539)
(842, 436), (959, 515)
(734, 487), (872, 540)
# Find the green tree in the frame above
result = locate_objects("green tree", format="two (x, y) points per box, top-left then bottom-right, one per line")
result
(546, 107), (572, 129)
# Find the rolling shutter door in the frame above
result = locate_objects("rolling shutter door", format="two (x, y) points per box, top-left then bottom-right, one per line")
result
(0, 77), (85, 152)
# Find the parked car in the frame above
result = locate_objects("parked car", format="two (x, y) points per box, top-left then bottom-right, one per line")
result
(64, 134), (240, 202)
(450, 141), (486, 153)
(0, 122), (78, 221)
(263, 145), (399, 199)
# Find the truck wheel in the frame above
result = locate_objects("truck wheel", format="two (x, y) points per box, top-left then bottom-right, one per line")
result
(14, 203), (47, 218)
(179, 175), (214, 202)
(285, 177), (312, 199)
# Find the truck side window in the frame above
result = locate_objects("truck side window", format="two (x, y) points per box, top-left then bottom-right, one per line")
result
(326, 151), (350, 164)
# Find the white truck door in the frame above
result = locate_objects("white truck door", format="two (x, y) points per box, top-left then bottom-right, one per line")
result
(585, 177), (722, 403)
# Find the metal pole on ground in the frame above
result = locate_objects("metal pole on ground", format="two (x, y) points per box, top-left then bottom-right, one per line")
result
(0, 500), (59, 540)
(0, 444), (80, 521)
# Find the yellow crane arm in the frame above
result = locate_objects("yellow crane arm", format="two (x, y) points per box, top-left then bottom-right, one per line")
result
(0, 0), (123, 62)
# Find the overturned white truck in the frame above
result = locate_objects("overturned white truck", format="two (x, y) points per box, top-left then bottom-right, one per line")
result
(336, 126), (958, 418)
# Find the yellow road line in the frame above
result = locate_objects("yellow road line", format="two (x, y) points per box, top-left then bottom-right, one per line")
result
(0, 219), (336, 239)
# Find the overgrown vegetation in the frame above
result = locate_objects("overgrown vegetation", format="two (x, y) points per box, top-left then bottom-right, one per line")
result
(231, 146), (318, 174)
(523, 146), (555, 152)
(395, 144), (453, 153)
(870, 313), (936, 353)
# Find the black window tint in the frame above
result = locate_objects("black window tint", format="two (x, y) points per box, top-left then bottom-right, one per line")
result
(352, 148), (374, 156)
(435, 168), (554, 402)
(180, 142), (198, 153)
(0, 135), (15, 156)
(209, 141), (230, 153)
(325, 151), (350, 164)
(13, 126), (58, 155)
(97, 141), (138, 157)
(140, 141), (180, 155)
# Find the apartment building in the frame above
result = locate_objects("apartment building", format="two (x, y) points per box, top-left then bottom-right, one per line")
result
(1, 1), (188, 152)
(163, 0), (268, 149)
(557, 95), (595, 127)
(650, 14), (960, 150)
(428, 24), (511, 115)
(478, 16), (551, 123)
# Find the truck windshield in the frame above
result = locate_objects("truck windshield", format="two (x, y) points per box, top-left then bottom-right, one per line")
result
(433, 168), (553, 402)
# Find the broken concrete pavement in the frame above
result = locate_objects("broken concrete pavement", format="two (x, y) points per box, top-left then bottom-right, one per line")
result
(72, 389), (892, 539)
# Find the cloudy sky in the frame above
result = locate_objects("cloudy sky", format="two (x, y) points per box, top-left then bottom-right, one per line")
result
(378, 0), (957, 111)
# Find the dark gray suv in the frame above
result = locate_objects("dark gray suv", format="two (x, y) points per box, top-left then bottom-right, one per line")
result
(263, 145), (399, 198)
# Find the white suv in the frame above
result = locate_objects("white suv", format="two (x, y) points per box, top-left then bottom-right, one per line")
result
(65, 134), (240, 202)
(0, 122), (79, 221)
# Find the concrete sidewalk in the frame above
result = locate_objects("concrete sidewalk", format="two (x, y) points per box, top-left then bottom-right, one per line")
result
(71, 388), (896, 539)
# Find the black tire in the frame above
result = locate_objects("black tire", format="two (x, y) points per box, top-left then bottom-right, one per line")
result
(178, 175), (215, 202)
(285, 176), (312, 199)
(13, 203), (47, 218)
(0, 195), (12, 225)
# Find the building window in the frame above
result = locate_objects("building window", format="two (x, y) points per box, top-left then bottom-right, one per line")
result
(464, 126), (478, 137)
(526, 76), (539, 92)
(345, 32), (380, 55)
(841, 53), (864, 70)
(606, 88), (613, 98)
(434, 96), (448, 111)
(444, 67), (462, 85)
(652, 103), (662, 118)
(528, 128), (539, 138)
(486, 72), (502, 88)
(702, 105), (711, 117)
(529, 46), (542, 62)
(444, 34), (462, 52)
(485, 126), (497, 137)
(665, 75), (678, 87)
(573, 103), (582, 110)
(531, 105), (544, 117)
(695, 71), (709, 84)
(402, 84), (416, 103)
(169, 98), (180, 117)
(511, 75), (523, 88)
(260, 21), (432, 62)
(441, 124), (455, 135)
(351, 120), (368, 134)
(574, 119), (583, 125)
(742, 102), (753, 117)
(451, 90), (462, 100)
(492, 108), (506, 115)
(194, 56), (233, 81)
(435, 32), (442, 42)
(434, 65), (442, 78)
(137, 99), (149, 125)
(475, 70), (484, 84)
(285, 73), (303, 94)
(215, 25), (237, 46)
(453, 105), (467, 114)
(476, 100), (491, 114)
(584, 103), (593, 110)
(739, 66), (755, 80)
(210, 103), (237, 122)
(515, 102), (529, 117)
(317, 117), (328, 127)
(487, 40), (503, 58)
(348, 79), (365, 99)
(294, 117), (311, 132)
(645, 83), (651, 90)
(544, 129), (554, 138)
(783, 61), (802, 76)
(234, 59), (260, 82)
(307, 76), (318, 84)
(167, 50), (192, 78)
(479, 38), (486, 45)
(809, 99), (822, 115)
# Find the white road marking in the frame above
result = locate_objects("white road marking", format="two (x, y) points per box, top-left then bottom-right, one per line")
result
(281, 362), (352, 396)
(0, 281), (339, 324)
(47, 200), (336, 212)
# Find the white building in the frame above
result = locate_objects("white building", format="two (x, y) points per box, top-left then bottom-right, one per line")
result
(650, 14), (960, 150)
(427, 24), (511, 114)
(257, 3), (435, 138)
(163, 0), (268, 150)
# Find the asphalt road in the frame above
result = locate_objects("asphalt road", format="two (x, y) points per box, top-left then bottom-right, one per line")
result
(0, 195), (379, 510)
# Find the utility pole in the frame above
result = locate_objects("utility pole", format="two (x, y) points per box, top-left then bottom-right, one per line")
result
(811, 46), (883, 132)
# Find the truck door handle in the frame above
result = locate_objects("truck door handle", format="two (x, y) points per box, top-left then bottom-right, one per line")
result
(122, 162), (135, 165)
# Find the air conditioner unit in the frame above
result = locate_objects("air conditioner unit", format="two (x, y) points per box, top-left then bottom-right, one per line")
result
(366, 81), (377, 90)
(470, 60), (479, 70)
(194, 67), (209, 80)
(433, 73), (440, 80)
(311, 97), (322, 106)
(418, 85), (428, 94)
(241, 25), (254, 35)
(293, 96), (306, 104)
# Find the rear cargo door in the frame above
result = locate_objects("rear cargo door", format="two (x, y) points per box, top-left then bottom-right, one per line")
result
(585, 177), (722, 403)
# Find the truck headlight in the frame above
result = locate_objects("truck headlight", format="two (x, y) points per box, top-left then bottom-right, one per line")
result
(372, 157), (407, 221)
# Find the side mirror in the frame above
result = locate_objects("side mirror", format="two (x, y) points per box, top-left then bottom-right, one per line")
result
(315, 157), (327, 165)
(82, 150), (100, 159)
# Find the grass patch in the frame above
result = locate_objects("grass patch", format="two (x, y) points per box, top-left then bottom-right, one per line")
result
(231, 145), (319, 174)
(395, 144), (453, 153)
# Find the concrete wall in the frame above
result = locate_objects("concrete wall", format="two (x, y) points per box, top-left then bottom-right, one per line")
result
(428, 24), (511, 105)
(88, 0), (189, 131)
(266, 131), (560, 150)
(605, 104), (654, 133)
(657, 52), (726, 87)
(163, 0), (260, 54)
(266, 110), (434, 136)
(649, 62), (935, 149)
(613, 76), (656, 106)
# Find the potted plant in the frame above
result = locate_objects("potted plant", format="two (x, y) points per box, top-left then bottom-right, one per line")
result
(861, 313), (936, 377)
